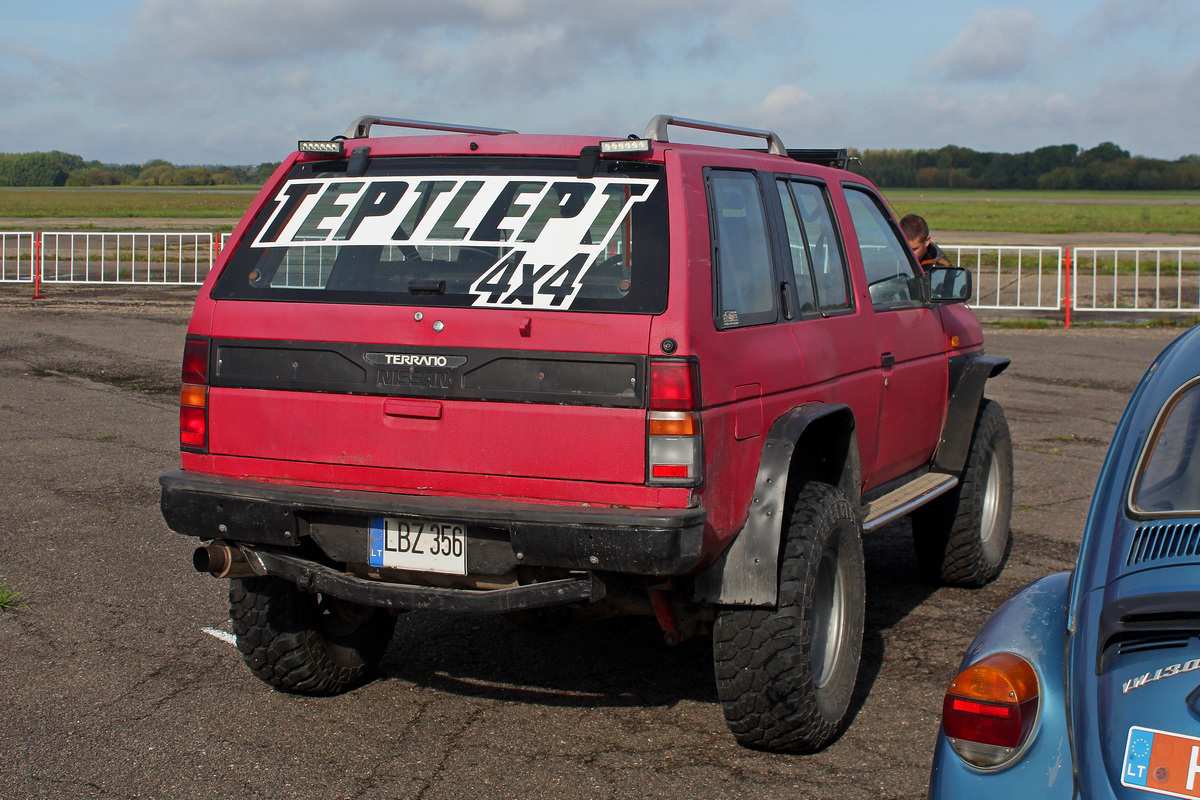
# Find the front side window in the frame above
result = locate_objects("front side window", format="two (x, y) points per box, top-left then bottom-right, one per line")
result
(1132, 379), (1200, 515)
(844, 187), (922, 309)
(709, 170), (776, 329)
(213, 156), (669, 313)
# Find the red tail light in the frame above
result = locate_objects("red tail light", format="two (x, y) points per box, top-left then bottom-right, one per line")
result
(649, 361), (697, 411)
(180, 337), (209, 451)
(182, 338), (209, 384)
(647, 359), (701, 485)
(942, 653), (1039, 768)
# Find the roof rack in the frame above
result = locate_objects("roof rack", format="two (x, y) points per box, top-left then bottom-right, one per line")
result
(787, 149), (851, 170)
(344, 115), (517, 139)
(643, 114), (787, 156)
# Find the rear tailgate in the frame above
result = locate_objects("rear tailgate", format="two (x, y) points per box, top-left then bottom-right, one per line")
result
(204, 303), (652, 485)
(192, 151), (670, 493)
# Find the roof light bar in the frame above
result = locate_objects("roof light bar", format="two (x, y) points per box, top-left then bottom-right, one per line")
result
(298, 140), (345, 155)
(600, 139), (652, 155)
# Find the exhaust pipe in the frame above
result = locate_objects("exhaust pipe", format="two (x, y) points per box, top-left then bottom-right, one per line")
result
(193, 543), (257, 579)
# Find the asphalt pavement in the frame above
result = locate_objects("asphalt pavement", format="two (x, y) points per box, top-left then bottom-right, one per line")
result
(0, 286), (1184, 799)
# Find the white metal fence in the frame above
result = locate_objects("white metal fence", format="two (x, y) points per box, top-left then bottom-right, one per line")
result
(0, 232), (35, 282)
(944, 245), (1063, 311)
(6, 231), (1200, 320)
(1070, 247), (1200, 313)
(33, 232), (214, 285)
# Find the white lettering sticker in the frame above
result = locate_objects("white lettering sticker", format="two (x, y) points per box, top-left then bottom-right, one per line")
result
(252, 174), (657, 310)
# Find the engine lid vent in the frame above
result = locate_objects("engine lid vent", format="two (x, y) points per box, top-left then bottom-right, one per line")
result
(1127, 523), (1200, 566)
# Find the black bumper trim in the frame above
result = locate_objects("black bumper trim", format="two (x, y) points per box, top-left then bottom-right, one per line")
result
(160, 469), (707, 576)
(251, 548), (604, 614)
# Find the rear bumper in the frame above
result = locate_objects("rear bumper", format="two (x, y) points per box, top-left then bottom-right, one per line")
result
(247, 547), (607, 614)
(159, 469), (707, 577)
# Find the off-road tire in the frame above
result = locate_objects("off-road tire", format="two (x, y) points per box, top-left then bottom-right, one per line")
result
(712, 482), (866, 753)
(912, 398), (1013, 586)
(229, 576), (396, 695)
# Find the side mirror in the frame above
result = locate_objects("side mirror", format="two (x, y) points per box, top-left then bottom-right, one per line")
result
(926, 265), (972, 305)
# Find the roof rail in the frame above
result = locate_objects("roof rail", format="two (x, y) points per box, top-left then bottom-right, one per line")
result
(344, 115), (517, 139)
(643, 114), (787, 156)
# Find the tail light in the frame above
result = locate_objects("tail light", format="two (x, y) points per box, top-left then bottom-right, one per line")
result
(647, 359), (701, 485)
(942, 652), (1040, 768)
(180, 337), (209, 451)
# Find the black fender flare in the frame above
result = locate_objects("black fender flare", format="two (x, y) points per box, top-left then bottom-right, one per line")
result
(933, 355), (1010, 475)
(693, 403), (858, 607)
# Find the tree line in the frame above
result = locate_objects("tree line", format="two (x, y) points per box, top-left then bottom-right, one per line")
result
(3, 144), (1200, 190)
(0, 151), (279, 187)
(854, 142), (1200, 190)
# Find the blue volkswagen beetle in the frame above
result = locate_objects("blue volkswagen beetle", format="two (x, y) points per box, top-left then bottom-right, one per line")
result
(929, 324), (1200, 799)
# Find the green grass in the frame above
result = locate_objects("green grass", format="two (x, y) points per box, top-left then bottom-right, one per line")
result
(984, 319), (1061, 329)
(0, 581), (26, 612)
(888, 199), (1200, 235)
(0, 187), (257, 218)
(3, 186), (1198, 234)
(885, 188), (1200, 201)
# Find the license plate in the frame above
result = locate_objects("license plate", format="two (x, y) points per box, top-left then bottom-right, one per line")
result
(1124, 726), (1200, 798)
(368, 517), (467, 574)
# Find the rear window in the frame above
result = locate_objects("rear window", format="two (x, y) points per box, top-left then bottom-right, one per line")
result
(1131, 378), (1200, 515)
(213, 156), (668, 313)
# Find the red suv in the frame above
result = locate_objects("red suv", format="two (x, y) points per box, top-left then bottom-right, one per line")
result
(161, 114), (1012, 752)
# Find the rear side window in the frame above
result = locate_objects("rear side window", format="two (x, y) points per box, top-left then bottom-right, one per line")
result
(213, 157), (668, 313)
(708, 170), (776, 329)
(1132, 379), (1200, 515)
(776, 179), (851, 314)
(844, 187), (922, 309)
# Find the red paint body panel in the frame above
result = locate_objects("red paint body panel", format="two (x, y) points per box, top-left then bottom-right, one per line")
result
(207, 388), (646, 483)
(181, 452), (690, 508)
(206, 301), (654, 357)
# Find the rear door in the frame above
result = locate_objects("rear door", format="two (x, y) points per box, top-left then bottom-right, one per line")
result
(772, 177), (882, 480)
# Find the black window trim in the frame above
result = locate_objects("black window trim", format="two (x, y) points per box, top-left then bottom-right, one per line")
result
(210, 155), (671, 315)
(841, 181), (929, 312)
(774, 175), (856, 319)
(1128, 375), (1200, 519)
(704, 166), (782, 331)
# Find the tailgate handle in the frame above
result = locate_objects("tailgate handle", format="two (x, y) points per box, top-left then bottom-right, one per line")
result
(383, 399), (443, 419)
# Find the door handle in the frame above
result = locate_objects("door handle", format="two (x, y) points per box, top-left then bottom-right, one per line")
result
(881, 353), (895, 368)
(383, 399), (443, 419)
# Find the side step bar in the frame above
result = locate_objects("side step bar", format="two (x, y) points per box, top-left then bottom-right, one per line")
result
(862, 473), (958, 533)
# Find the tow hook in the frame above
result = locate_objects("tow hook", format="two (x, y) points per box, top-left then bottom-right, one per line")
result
(192, 542), (257, 579)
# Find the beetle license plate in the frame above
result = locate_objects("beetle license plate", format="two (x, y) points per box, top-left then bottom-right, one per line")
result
(368, 517), (467, 574)
(1123, 726), (1200, 798)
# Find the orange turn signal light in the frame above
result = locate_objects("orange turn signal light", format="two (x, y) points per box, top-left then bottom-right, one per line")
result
(948, 652), (1038, 705)
(180, 384), (207, 408)
(649, 412), (697, 437)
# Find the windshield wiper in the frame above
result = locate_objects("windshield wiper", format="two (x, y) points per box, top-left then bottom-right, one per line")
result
(408, 279), (446, 295)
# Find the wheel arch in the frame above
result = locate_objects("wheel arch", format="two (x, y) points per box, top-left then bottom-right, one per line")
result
(935, 354), (1010, 475)
(694, 403), (860, 606)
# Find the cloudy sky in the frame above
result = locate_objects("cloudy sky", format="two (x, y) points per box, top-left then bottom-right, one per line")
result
(2, 0), (1198, 166)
